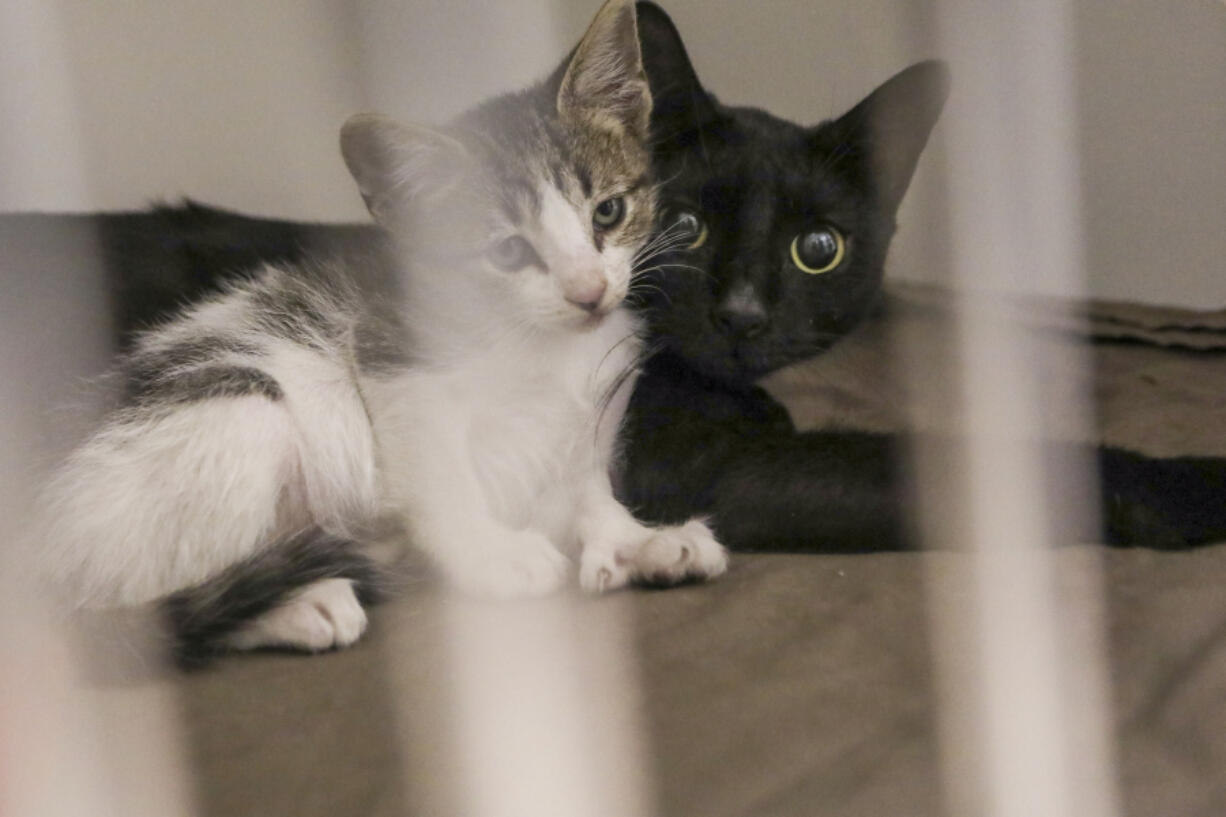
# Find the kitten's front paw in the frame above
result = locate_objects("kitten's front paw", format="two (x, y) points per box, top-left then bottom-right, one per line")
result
(228, 577), (368, 653)
(634, 520), (728, 587)
(579, 546), (634, 594)
(451, 533), (570, 600)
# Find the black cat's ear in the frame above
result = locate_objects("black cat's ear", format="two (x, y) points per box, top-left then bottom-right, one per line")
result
(823, 60), (950, 215)
(340, 113), (470, 225)
(557, 0), (652, 139)
(635, 1), (720, 142)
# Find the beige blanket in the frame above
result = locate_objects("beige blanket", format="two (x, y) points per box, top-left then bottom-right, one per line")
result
(164, 284), (1226, 817)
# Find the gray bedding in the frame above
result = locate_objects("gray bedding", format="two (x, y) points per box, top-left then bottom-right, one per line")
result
(159, 284), (1226, 817)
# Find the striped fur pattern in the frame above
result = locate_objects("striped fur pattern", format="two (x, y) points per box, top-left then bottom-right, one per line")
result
(35, 0), (727, 664)
(39, 264), (383, 608)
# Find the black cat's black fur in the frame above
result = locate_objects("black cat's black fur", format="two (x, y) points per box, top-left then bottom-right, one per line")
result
(19, 2), (1225, 661)
(94, 202), (380, 352)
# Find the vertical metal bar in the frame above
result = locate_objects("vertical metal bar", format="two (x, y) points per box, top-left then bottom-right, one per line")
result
(914, 2), (1122, 816)
(350, 4), (658, 813)
(1, 3), (196, 815)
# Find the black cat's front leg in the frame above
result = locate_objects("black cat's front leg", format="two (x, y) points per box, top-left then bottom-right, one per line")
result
(622, 400), (912, 552)
(619, 355), (913, 552)
(617, 354), (795, 532)
(622, 356), (1226, 552)
(706, 430), (913, 553)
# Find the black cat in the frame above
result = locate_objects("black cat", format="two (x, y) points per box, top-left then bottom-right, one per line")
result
(624, 2), (1226, 552)
(619, 3), (940, 552)
(30, 1), (1225, 558)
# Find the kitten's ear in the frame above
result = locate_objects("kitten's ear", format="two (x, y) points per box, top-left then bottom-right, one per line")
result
(340, 113), (469, 225)
(635, 1), (719, 142)
(557, 0), (652, 138)
(824, 60), (950, 215)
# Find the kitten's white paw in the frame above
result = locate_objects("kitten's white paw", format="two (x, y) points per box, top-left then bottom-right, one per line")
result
(451, 532), (570, 600)
(579, 546), (634, 594)
(633, 520), (728, 586)
(228, 577), (368, 653)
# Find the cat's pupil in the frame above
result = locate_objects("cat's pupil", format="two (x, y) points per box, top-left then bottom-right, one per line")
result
(486, 235), (538, 272)
(791, 227), (844, 274)
(593, 196), (626, 230)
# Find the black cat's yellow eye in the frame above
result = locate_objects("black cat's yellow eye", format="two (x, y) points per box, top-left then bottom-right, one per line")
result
(593, 196), (626, 230)
(673, 209), (708, 250)
(486, 235), (538, 272)
(790, 227), (845, 274)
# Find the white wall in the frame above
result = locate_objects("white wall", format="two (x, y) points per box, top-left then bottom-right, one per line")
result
(1074, 1), (1226, 307)
(2, 1), (368, 220)
(1, 0), (1223, 305)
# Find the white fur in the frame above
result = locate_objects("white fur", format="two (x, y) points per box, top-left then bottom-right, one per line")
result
(363, 231), (725, 600)
(40, 395), (297, 606)
(528, 184), (633, 312)
(362, 306), (641, 598)
(227, 577), (367, 652)
(38, 268), (379, 607)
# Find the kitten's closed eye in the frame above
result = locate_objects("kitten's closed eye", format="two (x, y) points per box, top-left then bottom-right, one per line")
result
(790, 226), (846, 274)
(486, 235), (542, 272)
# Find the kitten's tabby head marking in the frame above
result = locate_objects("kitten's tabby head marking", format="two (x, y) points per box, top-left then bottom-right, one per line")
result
(340, 0), (656, 333)
(634, 2), (949, 383)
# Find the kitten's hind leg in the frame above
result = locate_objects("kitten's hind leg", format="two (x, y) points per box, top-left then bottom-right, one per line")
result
(164, 528), (384, 668)
(226, 578), (367, 654)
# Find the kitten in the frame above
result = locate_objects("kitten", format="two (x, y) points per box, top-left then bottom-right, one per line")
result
(36, 0), (726, 664)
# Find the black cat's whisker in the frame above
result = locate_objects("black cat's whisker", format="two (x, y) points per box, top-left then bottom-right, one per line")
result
(647, 165), (688, 192)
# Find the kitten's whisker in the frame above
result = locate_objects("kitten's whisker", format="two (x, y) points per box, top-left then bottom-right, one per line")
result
(634, 220), (691, 256)
(625, 283), (674, 309)
(633, 235), (690, 268)
(592, 329), (652, 439)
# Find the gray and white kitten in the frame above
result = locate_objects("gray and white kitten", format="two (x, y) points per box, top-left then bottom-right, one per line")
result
(36, 0), (726, 659)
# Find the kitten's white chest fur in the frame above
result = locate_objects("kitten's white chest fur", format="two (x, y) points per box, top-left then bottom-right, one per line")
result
(364, 309), (642, 559)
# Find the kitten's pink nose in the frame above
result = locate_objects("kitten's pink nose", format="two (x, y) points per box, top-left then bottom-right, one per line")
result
(565, 278), (608, 312)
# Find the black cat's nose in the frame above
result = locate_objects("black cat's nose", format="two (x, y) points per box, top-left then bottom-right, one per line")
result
(713, 287), (768, 338)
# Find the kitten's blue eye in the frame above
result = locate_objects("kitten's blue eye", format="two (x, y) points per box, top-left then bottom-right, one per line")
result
(671, 209), (708, 250)
(790, 227), (845, 274)
(486, 235), (539, 272)
(593, 196), (626, 230)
